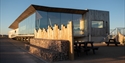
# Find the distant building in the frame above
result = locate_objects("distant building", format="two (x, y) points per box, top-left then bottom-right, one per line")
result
(8, 4), (109, 42)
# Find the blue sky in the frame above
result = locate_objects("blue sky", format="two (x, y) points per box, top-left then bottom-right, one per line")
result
(0, 0), (125, 34)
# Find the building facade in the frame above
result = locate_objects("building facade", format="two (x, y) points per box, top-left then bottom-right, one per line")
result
(9, 4), (109, 42)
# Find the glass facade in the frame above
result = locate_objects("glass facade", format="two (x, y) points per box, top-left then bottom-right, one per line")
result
(19, 13), (35, 35)
(61, 13), (72, 26)
(73, 14), (82, 35)
(36, 11), (47, 29)
(35, 10), (83, 35)
(19, 10), (83, 35)
(48, 12), (61, 28)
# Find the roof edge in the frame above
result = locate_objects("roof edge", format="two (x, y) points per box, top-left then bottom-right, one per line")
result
(9, 5), (36, 29)
(9, 4), (89, 29)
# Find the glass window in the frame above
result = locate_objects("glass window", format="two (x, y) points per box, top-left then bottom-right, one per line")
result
(19, 13), (35, 35)
(73, 14), (82, 35)
(19, 10), (84, 35)
(61, 13), (72, 26)
(36, 11), (47, 29)
(92, 21), (103, 28)
(48, 12), (61, 28)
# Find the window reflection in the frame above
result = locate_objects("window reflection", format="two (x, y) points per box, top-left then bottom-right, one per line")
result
(35, 11), (83, 35)
(61, 13), (72, 26)
(73, 14), (82, 35)
(19, 10), (84, 35)
(19, 13), (35, 35)
(36, 11), (47, 29)
(48, 12), (60, 28)
(92, 21), (103, 28)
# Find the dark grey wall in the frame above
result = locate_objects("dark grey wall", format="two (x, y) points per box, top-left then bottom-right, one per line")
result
(83, 9), (109, 37)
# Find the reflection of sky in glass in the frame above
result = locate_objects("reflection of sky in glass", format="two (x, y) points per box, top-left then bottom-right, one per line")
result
(73, 14), (82, 35)
(73, 14), (82, 30)
(35, 10), (83, 35)
(48, 12), (60, 28)
(36, 11), (47, 29)
(61, 13), (72, 26)
(19, 13), (35, 34)
(92, 21), (103, 28)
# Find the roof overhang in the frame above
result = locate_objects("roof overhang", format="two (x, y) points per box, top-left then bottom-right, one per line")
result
(9, 4), (88, 29)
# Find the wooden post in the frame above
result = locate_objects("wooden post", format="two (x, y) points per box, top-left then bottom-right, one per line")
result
(68, 21), (74, 60)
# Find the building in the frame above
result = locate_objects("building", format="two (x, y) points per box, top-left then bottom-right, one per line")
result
(8, 4), (109, 42)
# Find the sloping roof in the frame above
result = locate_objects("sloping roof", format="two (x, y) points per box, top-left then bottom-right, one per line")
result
(9, 4), (88, 29)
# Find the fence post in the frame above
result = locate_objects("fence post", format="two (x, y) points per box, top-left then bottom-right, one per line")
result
(68, 21), (74, 60)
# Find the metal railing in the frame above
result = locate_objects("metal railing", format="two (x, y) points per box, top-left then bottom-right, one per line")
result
(102, 27), (125, 42)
